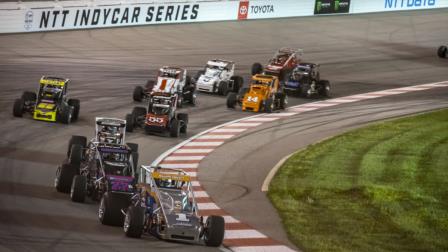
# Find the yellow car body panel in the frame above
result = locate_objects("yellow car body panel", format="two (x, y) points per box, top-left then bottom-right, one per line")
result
(241, 74), (279, 112)
(33, 102), (57, 122)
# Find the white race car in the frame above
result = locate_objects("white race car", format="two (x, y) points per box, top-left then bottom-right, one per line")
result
(133, 66), (196, 107)
(194, 59), (243, 95)
(438, 45), (447, 58)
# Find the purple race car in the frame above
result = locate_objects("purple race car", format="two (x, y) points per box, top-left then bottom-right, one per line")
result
(55, 118), (139, 226)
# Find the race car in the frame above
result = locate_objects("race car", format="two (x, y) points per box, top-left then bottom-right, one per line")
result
(54, 118), (139, 226)
(126, 92), (188, 137)
(123, 166), (225, 247)
(251, 48), (302, 81)
(285, 63), (331, 97)
(227, 74), (287, 113)
(133, 66), (196, 107)
(438, 45), (447, 58)
(12, 76), (80, 124)
(194, 59), (244, 95)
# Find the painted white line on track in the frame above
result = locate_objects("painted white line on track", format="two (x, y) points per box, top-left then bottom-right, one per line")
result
(262, 112), (298, 117)
(185, 141), (224, 147)
(194, 191), (209, 198)
(212, 128), (248, 133)
(243, 117), (279, 122)
(224, 230), (267, 239)
(164, 156), (206, 161)
(197, 202), (221, 210)
(159, 163), (199, 169)
(191, 181), (201, 186)
(198, 135), (235, 140)
(226, 122), (262, 127)
(230, 246), (296, 252)
(174, 148), (214, 153)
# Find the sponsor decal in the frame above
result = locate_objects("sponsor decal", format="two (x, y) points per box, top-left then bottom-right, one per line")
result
(384, 0), (435, 9)
(314, 0), (350, 14)
(36, 4), (199, 30)
(238, 1), (249, 20)
(24, 10), (33, 30)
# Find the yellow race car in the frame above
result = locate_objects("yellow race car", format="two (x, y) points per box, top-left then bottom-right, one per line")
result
(12, 76), (80, 124)
(226, 74), (287, 113)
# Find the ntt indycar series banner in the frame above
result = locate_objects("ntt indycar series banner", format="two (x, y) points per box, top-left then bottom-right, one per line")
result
(23, 2), (235, 32)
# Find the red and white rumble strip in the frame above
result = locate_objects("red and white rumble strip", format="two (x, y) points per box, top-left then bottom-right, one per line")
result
(151, 81), (448, 251)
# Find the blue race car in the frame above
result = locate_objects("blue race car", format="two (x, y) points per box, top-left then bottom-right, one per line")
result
(284, 63), (331, 97)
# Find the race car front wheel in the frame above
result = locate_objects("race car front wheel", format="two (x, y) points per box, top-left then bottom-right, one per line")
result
(99, 192), (128, 226)
(13, 98), (24, 117)
(437, 45), (447, 58)
(204, 215), (225, 247)
(70, 175), (86, 203)
(124, 205), (145, 238)
(55, 163), (77, 193)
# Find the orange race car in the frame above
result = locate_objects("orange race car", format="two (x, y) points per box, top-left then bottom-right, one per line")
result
(226, 74), (287, 113)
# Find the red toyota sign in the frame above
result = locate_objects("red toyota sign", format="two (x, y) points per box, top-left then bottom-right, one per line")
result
(238, 1), (249, 20)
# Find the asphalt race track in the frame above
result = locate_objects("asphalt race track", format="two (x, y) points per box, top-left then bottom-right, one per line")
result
(1, 8), (447, 252)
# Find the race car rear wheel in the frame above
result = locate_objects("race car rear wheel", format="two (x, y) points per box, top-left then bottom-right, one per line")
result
(133, 86), (145, 102)
(319, 80), (331, 97)
(204, 215), (225, 247)
(67, 135), (87, 157)
(132, 106), (147, 125)
(70, 175), (87, 203)
(437, 45), (447, 58)
(264, 98), (274, 113)
(125, 113), (134, 132)
(226, 92), (237, 109)
(99, 192), (129, 226)
(230, 76), (244, 92)
(177, 113), (188, 134)
(276, 92), (288, 110)
(131, 152), (139, 171)
(13, 98), (24, 117)
(124, 205), (145, 238)
(67, 99), (80, 121)
(59, 105), (73, 124)
(169, 118), (180, 137)
(69, 144), (83, 166)
(251, 62), (263, 75)
(21, 91), (36, 102)
(127, 142), (139, 153)
(55, 163), (77, 193)
(218, 81), (228, 96)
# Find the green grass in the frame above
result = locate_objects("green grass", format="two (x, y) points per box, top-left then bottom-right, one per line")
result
(268, 109), (448, 252)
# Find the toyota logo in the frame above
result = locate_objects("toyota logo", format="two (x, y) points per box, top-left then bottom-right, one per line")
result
(239, 5), (248, 15)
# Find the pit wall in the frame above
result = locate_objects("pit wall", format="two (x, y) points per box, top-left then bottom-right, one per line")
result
(1, 0), (447, 33)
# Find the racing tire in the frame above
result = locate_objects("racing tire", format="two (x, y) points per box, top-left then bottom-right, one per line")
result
(67, 99), (80, 121)
(70, 175), (87, 203)
(169, 118), (180, 137)
(133, 86), (145, 102)
(55, 163), (77, 193)
(124, 205), (145, 238)
(125, 113), (134, 132)
(437, 45), (447, 58)
(218, 81), (228, 96)
(131, 152), (139, 171)
(226, 92), (237, 109)
(276, 92), (288, 110)
(300, 83), (311, 98)
(177, 96), (183, 108)
(132, 107), (146, 126)
(67, 135), (87, 157)
(21, 91), (36, 102)
(59, 105), (73, 124)
(204, 215), (225, 247)
(127, 142), (139, 153)
(230, 76), (244, 92)
(177, 113), (188, 134)
(99, 192), (129, 226)
(264, 98), (274, 113)
(69, 144), (83, 166)
(13, 98), (24, 117)
(251, 62), (263, 75)
(319, 80), (331, 97)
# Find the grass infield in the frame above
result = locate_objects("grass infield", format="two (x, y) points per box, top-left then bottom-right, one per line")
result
(268, 109), (448, 252)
